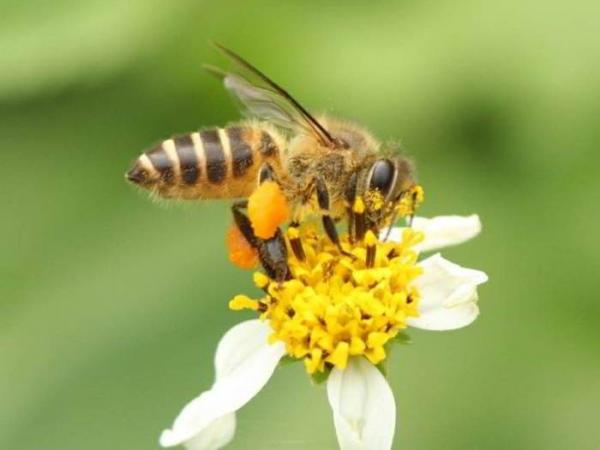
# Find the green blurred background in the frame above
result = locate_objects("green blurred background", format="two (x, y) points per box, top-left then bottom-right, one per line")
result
(2, 1), (599, 449)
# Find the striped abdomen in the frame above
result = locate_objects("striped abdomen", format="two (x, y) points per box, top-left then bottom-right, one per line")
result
(126, 125), (283, 199)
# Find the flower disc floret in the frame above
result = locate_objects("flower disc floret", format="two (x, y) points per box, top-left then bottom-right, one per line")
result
(230, 226), (425, 374)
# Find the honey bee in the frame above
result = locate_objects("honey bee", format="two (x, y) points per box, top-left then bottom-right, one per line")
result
(126, 45), (421, 280)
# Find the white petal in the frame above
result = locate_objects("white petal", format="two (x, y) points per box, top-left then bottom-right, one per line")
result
(327, 357), (396, 450)
(409, 254), (488, 331)
(382, 214), (482, 252)
(184, 414), (236, 450)
(160, 320), (285, 448)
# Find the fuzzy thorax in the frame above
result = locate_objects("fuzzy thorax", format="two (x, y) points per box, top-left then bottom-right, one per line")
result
(230, 226), (424, 374)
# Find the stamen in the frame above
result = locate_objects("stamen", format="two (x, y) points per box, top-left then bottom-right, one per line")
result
(230, 223), (425, 374)
(229, 295), (259, 311)
(253, 271), (271, 292)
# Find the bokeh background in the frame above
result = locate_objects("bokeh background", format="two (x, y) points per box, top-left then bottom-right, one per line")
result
(2, 1), (599, 449)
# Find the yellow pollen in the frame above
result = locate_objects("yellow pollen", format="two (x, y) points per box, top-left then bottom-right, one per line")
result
(398, 185), (425, 217)
(413, 185), (425, 203)
(365, 230), (378, 246)
(230, 225), (425, 374)
(286, 226), (301, 240)
(365, 190), (385, 211)
(353, 197), (366, 214)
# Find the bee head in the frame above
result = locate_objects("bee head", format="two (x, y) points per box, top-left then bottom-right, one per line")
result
(354, 157), (420, 231)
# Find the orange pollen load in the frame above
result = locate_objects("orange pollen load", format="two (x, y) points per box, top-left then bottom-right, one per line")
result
(248, 181), (290, 239)
(226, 223), (258, 269)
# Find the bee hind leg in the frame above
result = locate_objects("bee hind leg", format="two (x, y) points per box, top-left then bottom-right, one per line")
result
(258, 228), (290, 283)
(231, 201), (291, 283)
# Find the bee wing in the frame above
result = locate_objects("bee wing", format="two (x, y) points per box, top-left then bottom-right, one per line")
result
(208, 44), (342, 149)
(222, 73), (313, 133)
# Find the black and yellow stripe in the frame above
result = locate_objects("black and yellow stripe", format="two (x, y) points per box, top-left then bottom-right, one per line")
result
(227, 127), (254, 178)
(128, 125), (282, 199)
(173, 135), (199, 185)
(200, 129), (227, 184)
(146, 139), (175, 185)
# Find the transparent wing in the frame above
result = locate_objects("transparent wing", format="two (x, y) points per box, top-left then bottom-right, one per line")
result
(222, 73), (313, 134)
(208, 44), (343, 149)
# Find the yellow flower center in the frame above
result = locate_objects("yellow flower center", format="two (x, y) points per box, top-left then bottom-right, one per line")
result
(230, 224), (425, 374)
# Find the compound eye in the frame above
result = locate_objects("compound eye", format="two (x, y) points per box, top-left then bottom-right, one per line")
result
(368, 159), (396, 197)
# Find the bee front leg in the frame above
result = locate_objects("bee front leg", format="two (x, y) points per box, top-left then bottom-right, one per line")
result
(344, 173), (358, 243)
(315, 176), (353, 257)
(231, 201), (290, 282)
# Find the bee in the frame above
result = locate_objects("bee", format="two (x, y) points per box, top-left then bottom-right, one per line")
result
(126, 45), (422, 280)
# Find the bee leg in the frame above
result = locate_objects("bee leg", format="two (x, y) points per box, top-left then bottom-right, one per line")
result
(344, 173), (358, 243)
(259, 228), (291, 282)
(381, 208), (399, 242)
(341, 173), (369, 244)
(231, 200), (258, 247)
(346, 208), (355, 244)
(231, 201), (290, 282)
(258, 162), (277, 184)
(315, 177), (353, 257)
(347, 189), (367, 243)
(287, 221), (306, 261)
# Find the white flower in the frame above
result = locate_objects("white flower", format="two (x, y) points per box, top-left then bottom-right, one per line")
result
(159, 321), (285, 450)
(160, 214), (488, 450)
(383, 214), (482, 253)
